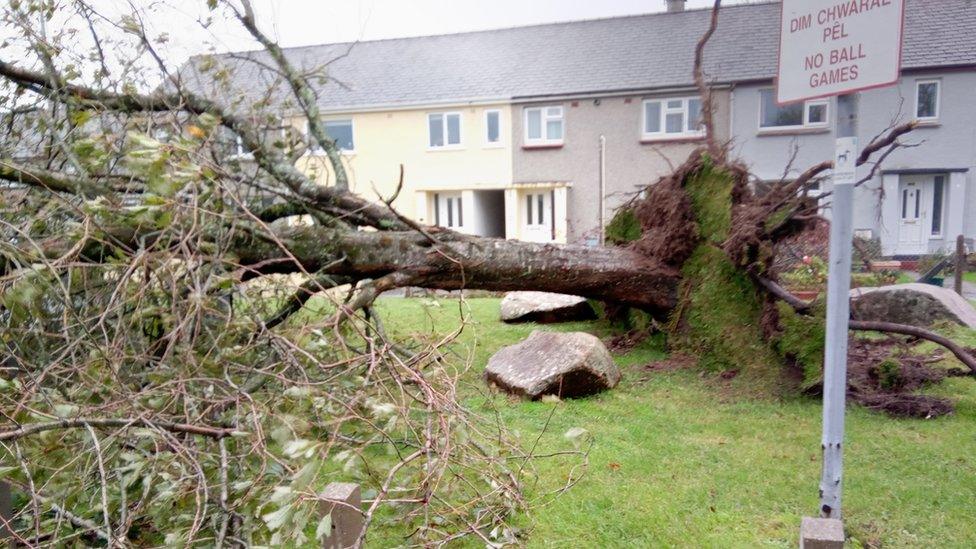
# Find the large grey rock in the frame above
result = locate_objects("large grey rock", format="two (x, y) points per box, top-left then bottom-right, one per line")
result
(499, 291), (595, 323)
(850, 283), (976, 329)
(485, 331), (620, 399)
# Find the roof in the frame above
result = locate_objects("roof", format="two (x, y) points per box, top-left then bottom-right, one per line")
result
(181, 0), (976, 113)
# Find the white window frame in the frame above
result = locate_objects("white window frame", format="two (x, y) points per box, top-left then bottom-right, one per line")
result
(305, 119), (355, 155)
(758, 89), (830, 131)
(524, 106), (564, 146)
(914, 79), (941, 123)
(427, 112), (463, 150)
(641, 96), (705, 140)
(230, 134), (253, 159)
(484, 109), (502, 147)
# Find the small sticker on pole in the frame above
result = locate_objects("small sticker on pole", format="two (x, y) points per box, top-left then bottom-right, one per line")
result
(777, 0), (906, 104)
(833, 136), (858, 186)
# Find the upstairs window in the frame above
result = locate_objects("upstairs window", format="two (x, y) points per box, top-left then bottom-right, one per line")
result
(759, 89), (829, 130)
(485, 110), (501, 145)
(915, 79), (940, 122)
(524, 106), (564, 146)
(642, 97), (704, 139)
(428, 112), (462, 148)
(307, 119), (355, 153)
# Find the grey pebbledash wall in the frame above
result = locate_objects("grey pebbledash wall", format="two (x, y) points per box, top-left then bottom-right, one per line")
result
(730, 69), (976, 254)
(511, 90), (731, 244)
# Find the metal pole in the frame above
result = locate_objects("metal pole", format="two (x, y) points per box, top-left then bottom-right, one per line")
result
(598, 134), (606, 246)
(819, 93), (858, 518)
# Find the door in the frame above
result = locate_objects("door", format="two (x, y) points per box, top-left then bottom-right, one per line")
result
(897, 180), (925, 255)
(433, 192), (464, 230)
(522, 190), (553, 243)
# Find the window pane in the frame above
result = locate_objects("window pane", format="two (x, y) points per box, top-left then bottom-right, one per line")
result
(537, 194), (544, 225)
(527, 109), (542, 140)
(457, 197), (463, 227)
(324, 120), (354, 151)
(932, 176), (944, 234)
(807, 103), (827, 125)
(760, 89), (803, 127)
(917, 82), (938, 118)
(429, 114), (443, 147)
(546, 120), (563, 140)
(688, 98), (702, 131)
(546, 107), (562, 117)
(644, 101), (661, 133)
(665, 112), (684, 133)
(447, 196), (454, 227)
(446, 114), (461, 145)
(486, 111), (500, 142)
(666, 99), (682, 109)
(526, 194), (533, 224)
(433, 193), (440, 225)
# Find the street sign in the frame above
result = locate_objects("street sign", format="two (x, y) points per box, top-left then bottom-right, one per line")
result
(776, 0), (907, 536)
(833, 137), (858, 186)
(777, 0), (906, 104)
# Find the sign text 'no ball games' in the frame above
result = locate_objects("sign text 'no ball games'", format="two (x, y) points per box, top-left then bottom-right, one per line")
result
(777, 0), (905, 104)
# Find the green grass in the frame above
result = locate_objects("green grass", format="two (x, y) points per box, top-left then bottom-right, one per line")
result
(372, 297), (976, 548)
(963, 272), (976, 285)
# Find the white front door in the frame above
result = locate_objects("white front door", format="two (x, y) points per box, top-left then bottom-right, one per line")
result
(897, 180), (925, 255)
(433, 192), (464, 230)
(522, 190), (553, 242)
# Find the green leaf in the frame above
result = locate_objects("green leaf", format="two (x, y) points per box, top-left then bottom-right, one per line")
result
(315, 514), (332, 540)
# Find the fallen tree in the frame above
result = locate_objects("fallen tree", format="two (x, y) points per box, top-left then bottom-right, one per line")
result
(0, 0), (972, 545)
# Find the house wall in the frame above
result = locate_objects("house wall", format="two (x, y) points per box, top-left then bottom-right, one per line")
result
(511, 90), (731, 244)
(289, 103), (513, 220)
(730, 69), (976, 255)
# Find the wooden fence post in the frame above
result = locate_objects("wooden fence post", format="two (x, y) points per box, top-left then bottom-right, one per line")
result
(955, 235), (966, 296)
(319, 482), (363, 549)
(0, 482), (12, 548)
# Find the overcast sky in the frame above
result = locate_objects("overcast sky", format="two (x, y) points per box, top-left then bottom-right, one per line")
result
(146, 0), (756, 65)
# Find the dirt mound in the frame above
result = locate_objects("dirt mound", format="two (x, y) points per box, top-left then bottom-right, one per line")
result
(845, 338), (953, 418)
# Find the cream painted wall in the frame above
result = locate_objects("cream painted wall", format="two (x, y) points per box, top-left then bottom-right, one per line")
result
(290, 104), (514, 219)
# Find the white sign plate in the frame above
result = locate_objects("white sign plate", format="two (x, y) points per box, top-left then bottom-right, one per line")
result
(777, 0), (905, 104)
(833, 136), (858, 185)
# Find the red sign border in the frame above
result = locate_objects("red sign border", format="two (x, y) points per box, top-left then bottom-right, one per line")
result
(774, 0), (907, 106)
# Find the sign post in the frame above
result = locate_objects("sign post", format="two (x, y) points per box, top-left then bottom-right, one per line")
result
(776, 0), (905, 545)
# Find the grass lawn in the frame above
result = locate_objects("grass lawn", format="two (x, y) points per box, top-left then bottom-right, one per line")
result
(372, 297), (976, 548)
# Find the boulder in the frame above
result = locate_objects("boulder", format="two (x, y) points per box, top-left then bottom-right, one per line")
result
(850, 283), (976, 329)
(484, 331), (620, 399)
(499, 291), (596, 323)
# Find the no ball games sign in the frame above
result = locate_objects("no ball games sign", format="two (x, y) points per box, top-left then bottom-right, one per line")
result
(777, 0), (905, 104)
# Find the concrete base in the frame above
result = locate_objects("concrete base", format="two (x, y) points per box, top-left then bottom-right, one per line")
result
(800, 516), (845, 548)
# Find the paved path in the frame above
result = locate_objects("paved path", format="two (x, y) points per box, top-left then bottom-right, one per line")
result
(903, 271), (976, 301)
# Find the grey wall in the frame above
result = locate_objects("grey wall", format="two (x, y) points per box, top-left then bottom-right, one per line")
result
(512, 90), (731, 244)
(729, 69), (976, 251)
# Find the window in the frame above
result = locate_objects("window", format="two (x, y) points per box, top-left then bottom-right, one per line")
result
(433, 193), (463, 228)
(759, 89), (829, 130)
(915, 80), (940, 121)
(232, 134), (251, 158)
(931, 175), (945, 236)
(525, 193), (546, 226)
(485, 110), (501, 145)
(524, 106), (564, 146)
(642, 97), (704, 139)
(428, 112), (462, 148)
(307, 119), (354, 153)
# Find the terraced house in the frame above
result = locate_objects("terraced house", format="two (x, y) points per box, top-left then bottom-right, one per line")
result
(187, 0), (976, 255)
